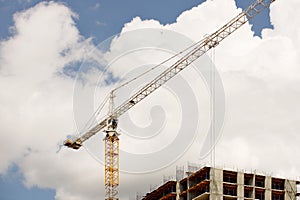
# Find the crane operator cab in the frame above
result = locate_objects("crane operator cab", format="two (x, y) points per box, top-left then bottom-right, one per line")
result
(105, 118), (119, 138)
(107, 118), (118, 130)
(105, 118), (119, 137)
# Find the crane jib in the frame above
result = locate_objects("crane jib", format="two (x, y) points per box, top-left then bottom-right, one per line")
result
(64, 0), (275, 150)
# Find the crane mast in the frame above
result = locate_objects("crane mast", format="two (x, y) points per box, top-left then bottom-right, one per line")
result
(64, 0), (276, 199)
(103, 91), (119, 200)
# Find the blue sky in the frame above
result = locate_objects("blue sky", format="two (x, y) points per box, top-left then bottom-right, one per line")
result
(0, 0), (271, 42)
(0, 165), (55, 200)
(0, 0), (272, 199)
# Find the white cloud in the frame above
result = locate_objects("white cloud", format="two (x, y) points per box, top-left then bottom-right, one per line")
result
(0, 1), (105, 199)
(1, 0), (300, 199)
(211, 0), (300, 178)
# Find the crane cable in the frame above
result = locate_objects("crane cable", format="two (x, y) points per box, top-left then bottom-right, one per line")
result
(78, 34), (212, 137)
(112, 36), (208, 93)
(80, 34), (215, 135)
(77, 93), (110, 136)
(210, 46), (216, 168)
(57, 95), (109, 152)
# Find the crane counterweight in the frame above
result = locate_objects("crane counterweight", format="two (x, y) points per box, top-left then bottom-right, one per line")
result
(64, 139), (82, 150)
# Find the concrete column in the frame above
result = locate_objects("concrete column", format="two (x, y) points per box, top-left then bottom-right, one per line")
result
(285, 180), (296, 200)
(237, 171), (244, 200)
(210, 168), (223, 200)
(176, 181), (180, 200)
(265, 176), (271, 200)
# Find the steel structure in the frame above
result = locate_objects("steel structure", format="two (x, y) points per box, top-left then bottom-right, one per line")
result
(64, 0), (276, 199)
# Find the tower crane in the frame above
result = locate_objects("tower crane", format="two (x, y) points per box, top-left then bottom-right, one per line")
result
(64, 0), (276, 199)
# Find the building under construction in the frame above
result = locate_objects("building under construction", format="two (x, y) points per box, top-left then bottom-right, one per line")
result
(142, 166), (300, 200)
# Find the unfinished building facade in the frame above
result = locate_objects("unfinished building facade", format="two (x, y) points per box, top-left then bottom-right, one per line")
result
(142, 166), (300, 200)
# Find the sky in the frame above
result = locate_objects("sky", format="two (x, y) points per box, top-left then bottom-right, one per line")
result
(1, 0), (300, 200)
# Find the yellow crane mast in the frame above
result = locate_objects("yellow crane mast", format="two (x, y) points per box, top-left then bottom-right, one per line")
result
(64, 0), (276, 199)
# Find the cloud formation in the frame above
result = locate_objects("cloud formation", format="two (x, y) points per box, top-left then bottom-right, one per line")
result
(0, 1), (104, 199)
